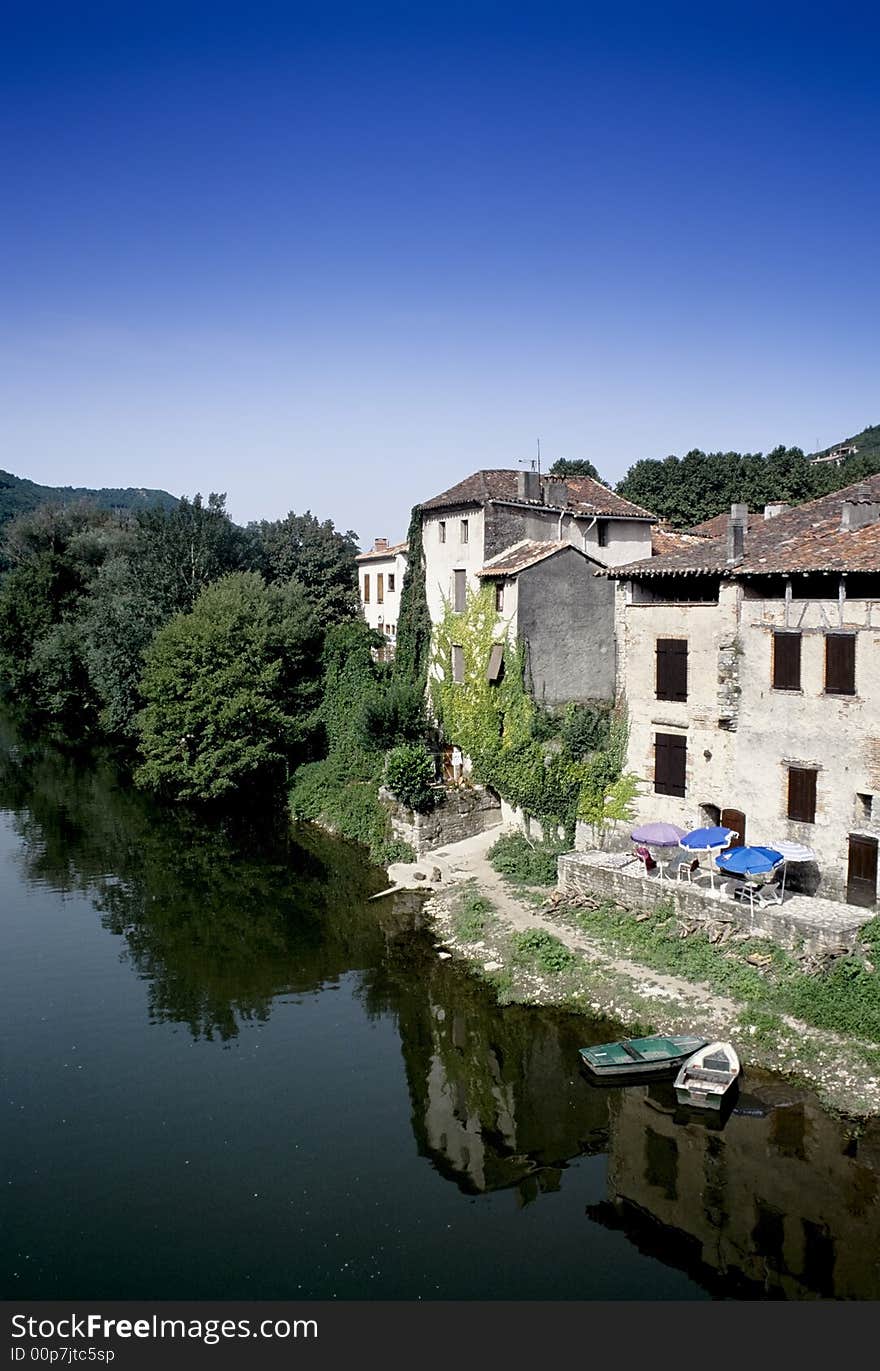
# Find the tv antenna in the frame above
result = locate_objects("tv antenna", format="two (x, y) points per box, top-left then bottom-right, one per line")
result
(517, 439), (542, 474)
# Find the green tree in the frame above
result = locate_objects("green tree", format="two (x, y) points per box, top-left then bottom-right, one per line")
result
(133, 493), (251, 617)
(392, 507), (429, 692)
(249, 511), (360, 624)
(548, 458), (602, 480)
(135, 572), (322, 801)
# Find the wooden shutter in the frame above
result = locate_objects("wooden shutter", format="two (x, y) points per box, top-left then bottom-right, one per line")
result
(486, 644), (504, 682)
(825, 635), (855, 694)
(454, 570), (467, 612)
(787, 767), (817, 823)
(363, 574), (370, 603)
(377, 573), (384, 604)
(654, 733), (686, 797)
(452, 644), (464, 683)
(772, 632), (801, 690)
(656, 639), (688, 702)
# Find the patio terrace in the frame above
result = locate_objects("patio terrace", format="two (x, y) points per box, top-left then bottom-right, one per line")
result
(557, 849), (873, 953)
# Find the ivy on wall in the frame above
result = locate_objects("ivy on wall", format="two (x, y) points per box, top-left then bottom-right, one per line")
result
(428, 586), (633, 836)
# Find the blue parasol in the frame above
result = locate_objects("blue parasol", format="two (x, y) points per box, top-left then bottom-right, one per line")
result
(680, 826), (737, 851)
(715, 845), (783, 877)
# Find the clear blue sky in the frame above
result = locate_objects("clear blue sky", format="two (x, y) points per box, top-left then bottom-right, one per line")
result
(2, 2), (878, 543)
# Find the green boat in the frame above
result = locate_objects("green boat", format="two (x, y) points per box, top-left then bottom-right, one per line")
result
(579, 1034), (708, 1079)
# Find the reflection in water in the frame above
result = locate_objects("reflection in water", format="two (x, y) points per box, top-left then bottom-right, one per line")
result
(2, 715), (879, 1299)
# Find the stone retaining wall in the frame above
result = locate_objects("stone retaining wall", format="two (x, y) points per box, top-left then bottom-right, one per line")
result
(382, 784), (502, 857)
(557, 850), (871, 953)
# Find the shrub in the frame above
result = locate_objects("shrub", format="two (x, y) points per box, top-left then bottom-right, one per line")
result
(488, 831), (564, 886)
(560, 702), (611, 760)
(511, 928), (577, 974)
(385, 743), (436, 813)
(453, 890), (496, 941)
(359, 680), (426, 752)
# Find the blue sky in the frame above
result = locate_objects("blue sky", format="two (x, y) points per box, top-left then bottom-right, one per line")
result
(2, 2), (878, 542)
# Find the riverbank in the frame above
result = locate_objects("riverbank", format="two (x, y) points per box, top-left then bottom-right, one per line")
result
(388, 828), (880, 1119)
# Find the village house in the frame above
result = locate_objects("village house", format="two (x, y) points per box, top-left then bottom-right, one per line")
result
(355, 536), (408, 659)
(603, 476), (880, 907)
(419, 468), (657, 705)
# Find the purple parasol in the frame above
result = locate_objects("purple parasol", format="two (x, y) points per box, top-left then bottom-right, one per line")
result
(630, 822), (687, 848)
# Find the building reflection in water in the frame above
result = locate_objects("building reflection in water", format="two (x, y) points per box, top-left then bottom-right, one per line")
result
(401, 968), (880, 1298)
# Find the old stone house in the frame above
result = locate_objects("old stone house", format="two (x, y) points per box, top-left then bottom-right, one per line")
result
(355, 537), (408, 659)
(419, 468), (656, 705)
(604, 477), (880, 906)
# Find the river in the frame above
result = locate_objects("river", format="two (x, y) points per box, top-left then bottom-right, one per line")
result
(2, 719), (879, 1300)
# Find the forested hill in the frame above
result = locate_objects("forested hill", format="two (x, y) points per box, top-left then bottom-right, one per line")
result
(0, 469), (178, 532)
(615, 424), (880, 528)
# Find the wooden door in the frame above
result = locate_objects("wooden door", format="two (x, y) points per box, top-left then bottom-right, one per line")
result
(847, 835), (878, 908)
(721, 809), (746, 848)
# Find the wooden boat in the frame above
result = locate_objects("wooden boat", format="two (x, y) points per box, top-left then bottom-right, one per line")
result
(674, 1041), (740, 1110)
(579, 1034), (707, 1079)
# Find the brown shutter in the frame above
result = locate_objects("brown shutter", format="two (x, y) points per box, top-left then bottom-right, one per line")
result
(825, 635), (855, 694)
(654, 733), (686, 797)
(772, 632), (801, 690)
(656, 639), (688, 701)
(454, 570), (467, 612)
(787, 767), (817, 823)
(486, 644), (504, 682)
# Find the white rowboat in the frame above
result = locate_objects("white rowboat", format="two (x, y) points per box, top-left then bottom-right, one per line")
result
(674, 1041), (740, 1111)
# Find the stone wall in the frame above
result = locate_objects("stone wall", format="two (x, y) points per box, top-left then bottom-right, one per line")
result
(382, 784), (502, 856)
(557, 850), (871, 952)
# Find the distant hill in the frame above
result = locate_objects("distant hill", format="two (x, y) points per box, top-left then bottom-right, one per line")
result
(809, 423), (880, 466)
(0, 469), (178, 533)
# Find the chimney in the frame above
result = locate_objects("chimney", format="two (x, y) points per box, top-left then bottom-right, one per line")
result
(373, 537), (389, 552)
(517, 470), (542, 502)
(763, 503), (789, 521)
(726, 504), (748, 564)
(840, 484), (880, 531)
(542, 479), (569, 508)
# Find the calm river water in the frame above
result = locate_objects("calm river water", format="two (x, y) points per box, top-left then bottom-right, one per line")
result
(2, 720), (879, 1300)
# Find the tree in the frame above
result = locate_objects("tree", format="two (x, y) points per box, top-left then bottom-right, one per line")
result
(392, 507), (429, 692)
(249, 511), (360, 625)
(548, 458), (602, 481)
(133, 493), (251, 617)
(135, 572), (322, 801)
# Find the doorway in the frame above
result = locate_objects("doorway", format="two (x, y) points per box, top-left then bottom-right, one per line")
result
(721, 809), (746, 849)
(847, 834), (878, 908)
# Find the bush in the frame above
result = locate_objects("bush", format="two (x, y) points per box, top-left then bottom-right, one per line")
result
(385, 744), (436, 813)
(488, 831), (565, 886)
(560, 702), (611, 760)
(511, 928), (577, 974)
(359, 680), (426, 752)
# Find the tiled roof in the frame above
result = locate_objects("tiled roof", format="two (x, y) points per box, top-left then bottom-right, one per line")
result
(606, 474), (880, 578)
(355, 540), (408, 563)
(476, 539), (591, 577)
(687, 511), (765, 537)
(420, 469), (656, 520)
(651, 527), (708, 556)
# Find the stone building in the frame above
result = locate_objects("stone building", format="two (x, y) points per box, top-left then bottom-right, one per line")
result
(603, 476), (880, 905)
(419, 468), (656, 705)
(355, 536), (407, 658)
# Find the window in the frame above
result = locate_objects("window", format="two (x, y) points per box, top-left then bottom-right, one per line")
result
(438, 521), (446, 543)
(787, 767), (817, 823)
(494, 582), (504, 612)
(454, 569), (467, 612)
(654, 733), (686, 797)
(377, 573), (384, 604)
(452, 644), (465, 683)
(825, 634), (855, 695)
(597, 520), (609, 548)
(656, 639), (688, 702)
(388, 574), (395, 592)
(772, 632), (801, 690)
(460, 519), (469, 544)
(363, 574), (370, 604)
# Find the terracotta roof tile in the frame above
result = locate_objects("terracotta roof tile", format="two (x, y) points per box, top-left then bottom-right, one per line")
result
(420, 469), (655, 520)
(651, 528), (708, 556)
(687, 511), (765, 537)
(476, 539), (591, 577)
(355, 540), (408, 562)
(606, 474), (880, 578)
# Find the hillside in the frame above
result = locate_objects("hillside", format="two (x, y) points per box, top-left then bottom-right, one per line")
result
(810, 423), (880, 465)
(0, 469), (178, 532)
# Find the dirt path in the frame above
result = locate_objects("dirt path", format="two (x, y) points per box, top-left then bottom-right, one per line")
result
(387, 826), (880, 1117)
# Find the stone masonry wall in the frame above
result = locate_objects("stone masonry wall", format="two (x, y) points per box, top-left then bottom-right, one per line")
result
(557, 850), (871, 953)
(382, 784), (502, 856)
